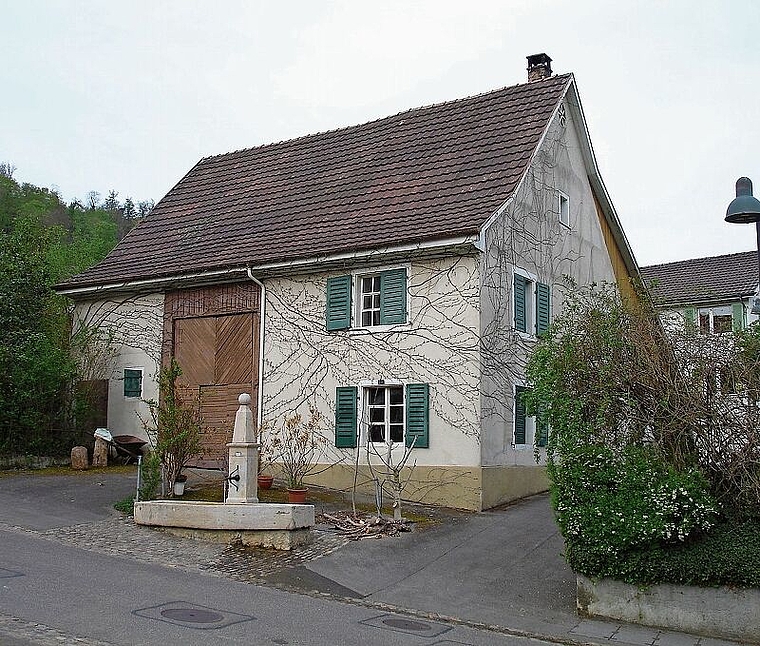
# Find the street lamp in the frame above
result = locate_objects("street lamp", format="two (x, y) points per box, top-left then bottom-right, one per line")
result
(726, 177), (760, 315)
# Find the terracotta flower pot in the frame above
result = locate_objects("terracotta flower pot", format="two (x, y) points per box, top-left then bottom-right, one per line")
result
(257, 474), (274, 490)
(287, 487), (308, 504)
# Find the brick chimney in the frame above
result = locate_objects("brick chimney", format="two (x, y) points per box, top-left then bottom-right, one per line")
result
(527, 53), (552, 82)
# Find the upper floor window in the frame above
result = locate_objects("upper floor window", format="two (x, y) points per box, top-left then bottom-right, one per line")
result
(326, 268), (408, 331)
(687, 303), (744, 335)
(514, 269), (550, 336)
(558, 191), (570, 227)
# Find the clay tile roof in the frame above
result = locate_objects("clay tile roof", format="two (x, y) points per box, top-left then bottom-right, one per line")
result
(59, 74), (571, 289)
(641, 251), (759, 306)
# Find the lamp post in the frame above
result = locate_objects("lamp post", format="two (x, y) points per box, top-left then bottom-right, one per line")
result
(725, 177), (760, 315)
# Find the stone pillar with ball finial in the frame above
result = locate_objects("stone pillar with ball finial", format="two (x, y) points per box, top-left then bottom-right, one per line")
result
(225, 393), (260, 503)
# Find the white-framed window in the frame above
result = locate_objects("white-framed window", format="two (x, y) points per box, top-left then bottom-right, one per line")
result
(698, 306), (733, 335)
(326, 266), (408, 331)
(558, 191), (570, 227)
(365, 384), (405, 444)
(513, 383), (547, 449)
(334, 381), (429, 449)
(123, 367), (143, 398)
(513, 268), (551, 336)
(358, 274), (383, 327)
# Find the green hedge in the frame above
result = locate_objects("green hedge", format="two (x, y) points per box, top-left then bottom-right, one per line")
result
(568, 518), (760, 588)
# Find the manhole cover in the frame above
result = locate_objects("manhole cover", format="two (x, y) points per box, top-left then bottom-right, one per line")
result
(160, 608), (224, 624)
(381, 617), (431, 632)
(360, 613), (451, 637)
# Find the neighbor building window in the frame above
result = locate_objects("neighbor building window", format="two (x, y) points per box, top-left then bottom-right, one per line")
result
(514, 270), (551, 336)
(333, 382), (429, 449)
(326, 267), (408, 331)
(123, 368), (143, 398)
(694, 304), (743, 335)
(558, 191), (570, 227)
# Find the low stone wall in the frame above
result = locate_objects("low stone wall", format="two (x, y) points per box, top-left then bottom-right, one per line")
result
(577, 574), (760, 643)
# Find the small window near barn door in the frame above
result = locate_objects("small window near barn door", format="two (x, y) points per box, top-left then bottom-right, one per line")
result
(123, 368), (143, 398)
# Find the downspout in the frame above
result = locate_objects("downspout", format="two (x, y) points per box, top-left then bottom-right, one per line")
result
(246, 268), (266, 430)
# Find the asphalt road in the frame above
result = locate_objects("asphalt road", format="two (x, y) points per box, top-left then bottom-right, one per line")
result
(0, 470), (561, 646)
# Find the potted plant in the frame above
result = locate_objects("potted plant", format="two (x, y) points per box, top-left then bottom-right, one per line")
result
(173, 473), (188, 496)
(255, 419), (277, 490)
(271, 405), (327, 503)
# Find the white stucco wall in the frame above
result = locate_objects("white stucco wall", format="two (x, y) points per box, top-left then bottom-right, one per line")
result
(479, 98), (618, 467)
(262, 255), (482, 468)
(73, 293), (164, 441)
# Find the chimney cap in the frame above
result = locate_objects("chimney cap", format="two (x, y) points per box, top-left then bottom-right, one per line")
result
(526, 53), (553, 81)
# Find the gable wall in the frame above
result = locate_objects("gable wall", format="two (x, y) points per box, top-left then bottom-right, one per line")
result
(479, 98), (617, 485)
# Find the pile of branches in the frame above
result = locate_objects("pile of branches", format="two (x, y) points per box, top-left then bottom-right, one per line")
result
(319, 512), (412, 540)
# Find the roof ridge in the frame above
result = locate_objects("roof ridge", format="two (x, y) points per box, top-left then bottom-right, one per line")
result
(198, 74), (572, 163)
(641, 249), (758, 270)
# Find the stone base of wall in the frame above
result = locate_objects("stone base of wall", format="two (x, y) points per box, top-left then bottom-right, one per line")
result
(281, 463), (548, 511)
(481, 465), (548, 509)
(577, 574), (760, 643)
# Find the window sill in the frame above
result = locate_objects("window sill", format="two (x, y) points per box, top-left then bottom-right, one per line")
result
(346, 323), (412, 335)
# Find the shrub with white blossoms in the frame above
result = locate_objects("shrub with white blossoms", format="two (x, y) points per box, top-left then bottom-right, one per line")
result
(552, 445), (717, 565)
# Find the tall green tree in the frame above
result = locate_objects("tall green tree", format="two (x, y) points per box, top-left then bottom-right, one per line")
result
(0, 168), (152, 456)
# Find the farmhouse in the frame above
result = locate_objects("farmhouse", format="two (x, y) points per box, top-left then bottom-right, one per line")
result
(56, 54), (638, 510)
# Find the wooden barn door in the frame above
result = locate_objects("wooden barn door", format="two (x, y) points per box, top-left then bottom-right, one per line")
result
(173, 312), (258, 468)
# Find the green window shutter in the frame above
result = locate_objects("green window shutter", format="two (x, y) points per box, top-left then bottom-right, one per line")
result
(123, 369), (142, 398)
(514, 385), (527, 445)
(514, 274), (527, 333)
(335, 386), (358, 448)
(536, 416), (548, 448)
(326, 275), (352, 331)
(380, 268), (407, 325)
(405, 383), (429, 448)
(536, 282), (550, 336)
(684, 307), (697, 330)
(733, 302), (745, 331)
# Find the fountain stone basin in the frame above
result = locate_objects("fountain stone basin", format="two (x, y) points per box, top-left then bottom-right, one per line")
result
(134, 500), (315, 550)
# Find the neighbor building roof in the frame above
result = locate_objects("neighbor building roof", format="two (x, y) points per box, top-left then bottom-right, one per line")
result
(57, 74), (573, 290)
(641, 251), (759, 306)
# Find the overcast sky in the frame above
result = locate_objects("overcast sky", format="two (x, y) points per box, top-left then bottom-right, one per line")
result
(2, 1), (758, 267)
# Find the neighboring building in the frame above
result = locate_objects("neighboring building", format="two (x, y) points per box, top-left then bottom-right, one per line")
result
(55, 54), (638, 510)
(641, 251), (759, 333)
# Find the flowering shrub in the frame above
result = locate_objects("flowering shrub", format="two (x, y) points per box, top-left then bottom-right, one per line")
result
(553, 445), (717, 577)
(525, 281), (760, 586)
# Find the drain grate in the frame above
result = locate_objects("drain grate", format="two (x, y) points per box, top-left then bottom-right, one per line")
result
(133, 601), (254, 630)
(359, 613), (452, 637)
(160, 608), (224, 624)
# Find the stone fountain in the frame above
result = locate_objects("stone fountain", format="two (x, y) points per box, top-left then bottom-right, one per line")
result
(134, 394), (314, 550)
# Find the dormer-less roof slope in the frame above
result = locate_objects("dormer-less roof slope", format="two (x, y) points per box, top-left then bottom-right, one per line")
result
(59, 74), (572, 290)
(641, 251), (759, 306)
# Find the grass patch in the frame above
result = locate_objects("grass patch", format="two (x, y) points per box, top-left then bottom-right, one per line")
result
(114, 495), (135, 515)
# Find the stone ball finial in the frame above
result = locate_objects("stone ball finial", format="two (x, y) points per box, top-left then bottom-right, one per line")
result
(238, 393), (252, 406)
